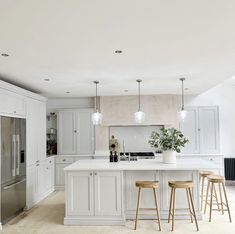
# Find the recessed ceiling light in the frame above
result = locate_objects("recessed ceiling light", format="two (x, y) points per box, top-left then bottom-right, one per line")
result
(1, 53), (9, 57)
(44, 78), (50, 81)
(115, 50), (122, 54)
(66, 91), (70, 94)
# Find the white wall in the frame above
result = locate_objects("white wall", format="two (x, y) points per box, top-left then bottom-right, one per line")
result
(47, 98), (94, 113)
(184, 81), (235, 157)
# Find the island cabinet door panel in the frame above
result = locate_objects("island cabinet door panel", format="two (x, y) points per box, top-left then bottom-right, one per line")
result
(66, 172), (94, 216)
(57, 111), (76, 155)
(125, 171), (160, 212)
(161, 171), (199, 211)
(94, 171), (122, 216)
(55, 164), (69, 186)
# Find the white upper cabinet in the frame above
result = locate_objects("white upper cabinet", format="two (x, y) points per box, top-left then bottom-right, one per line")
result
(180, 106), (219, 154)
(198, 107), (219, 154)
(0, 88), (26, 116)
(26, 98), (47, 165)
(180, 108), (200, 154)
(57, 109), (94, 155)
(57, 111), (76, 155)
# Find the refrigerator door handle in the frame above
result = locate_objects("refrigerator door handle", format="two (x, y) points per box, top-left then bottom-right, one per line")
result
(12, 135), (16, 177)
(3, 179), (26, 190)
(16, 134), (20, 175)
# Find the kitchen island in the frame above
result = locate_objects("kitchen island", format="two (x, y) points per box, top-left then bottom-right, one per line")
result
(64, 158), (222, 226)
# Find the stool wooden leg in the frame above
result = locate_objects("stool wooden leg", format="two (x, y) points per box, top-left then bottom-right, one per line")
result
(213, 185), (220, 211)
(134, 187), (141, 230)
(204, 181), (210, 214)
(186, 188), (193, 223)
(153, 188), (161, 231)
(218, 183), (224, 215)
(200, 176), (205, 211)
(171, 188), (176, 231)
(222, 182), (232, 222)
(209, 182), (214, 222)
(188, 188), (199, 231)
(168, 188), (173, 223)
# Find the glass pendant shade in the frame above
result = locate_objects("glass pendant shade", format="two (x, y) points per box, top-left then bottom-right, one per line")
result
(92, 111), (102, 125)
(134, 111), (145, 124)
(178, 109), (187, 122)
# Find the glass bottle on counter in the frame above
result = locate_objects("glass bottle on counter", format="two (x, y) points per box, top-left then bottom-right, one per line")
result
(109, 151), (114, 163)
(114, 151), (118, 162)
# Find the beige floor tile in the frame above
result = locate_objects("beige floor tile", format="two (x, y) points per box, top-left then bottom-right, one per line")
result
(2, 186), (235, 234)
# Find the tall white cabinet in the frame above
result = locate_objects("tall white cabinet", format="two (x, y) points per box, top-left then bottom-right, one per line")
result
(0, 80), (55, 210)
(57, 109), (94, 155)
(180, 106), (219, 154)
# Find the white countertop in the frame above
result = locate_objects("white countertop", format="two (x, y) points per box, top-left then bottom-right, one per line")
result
(64, 158), (222, 171)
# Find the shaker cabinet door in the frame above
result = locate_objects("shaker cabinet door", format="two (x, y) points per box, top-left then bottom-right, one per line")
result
(76, 109), (94, 155)
(180, 107), (200, 154)
(94, 171), (122, 216)
(57, 111), (76, 154)
(66, 171), (94, 216)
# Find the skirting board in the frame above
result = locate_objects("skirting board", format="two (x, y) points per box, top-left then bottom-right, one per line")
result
(64, 217), (126, 226)
(26, 187), (55, 210)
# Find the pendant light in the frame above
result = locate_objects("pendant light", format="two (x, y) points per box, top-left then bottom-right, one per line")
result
(134, 79), (145, 123)
(92, 81), (102, 125)
(178, 78), (187, 122)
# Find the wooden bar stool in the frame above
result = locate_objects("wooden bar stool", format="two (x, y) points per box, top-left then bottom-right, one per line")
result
(204, 175), (232, 222)
(134, 181), (161, 231)
(168, 181), (199, 231)
(199, 171), (214, 211)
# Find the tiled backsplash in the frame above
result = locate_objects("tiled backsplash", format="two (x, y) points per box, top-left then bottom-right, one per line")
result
(109, 125), (162, 152)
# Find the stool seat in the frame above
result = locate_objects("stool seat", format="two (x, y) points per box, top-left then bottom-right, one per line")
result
(200, 171), (214, 177)
(168, 181), (193, 188)
(136, 181), (159, 188)
(207, 175), (225, 183)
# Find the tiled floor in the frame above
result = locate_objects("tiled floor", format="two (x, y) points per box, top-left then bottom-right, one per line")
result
(2, 186), (235, 234)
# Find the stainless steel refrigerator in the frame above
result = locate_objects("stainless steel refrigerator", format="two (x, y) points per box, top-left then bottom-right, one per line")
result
(0, 116), (26, 224)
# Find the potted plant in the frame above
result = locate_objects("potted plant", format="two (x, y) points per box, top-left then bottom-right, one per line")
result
(149, 127), (189, 164)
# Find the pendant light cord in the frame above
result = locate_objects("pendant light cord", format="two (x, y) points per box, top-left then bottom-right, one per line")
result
(138, 81), (140, 111)
(180, 78), (185, 111)
(94, 81), (99, 112)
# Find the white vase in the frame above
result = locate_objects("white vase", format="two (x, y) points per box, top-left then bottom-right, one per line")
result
(162, 150), (176, 164)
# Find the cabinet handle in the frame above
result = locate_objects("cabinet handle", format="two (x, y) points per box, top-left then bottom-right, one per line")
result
(94, 172), (97, 176)
(89, 173), (93, 176)
(36, 160), (39, 163)
(36, 164), (40, 166)
(49, 161), (51, 163)
(14, 111), (16, 114)
(62, 159), (66, 162)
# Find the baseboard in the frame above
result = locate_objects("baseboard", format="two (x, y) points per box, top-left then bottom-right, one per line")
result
(55, 185), (64, 191)
(64, 217), (126, 226)
(26, 187), (55, 211)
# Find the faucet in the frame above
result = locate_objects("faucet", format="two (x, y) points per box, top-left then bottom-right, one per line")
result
(123, 140), (130, 162)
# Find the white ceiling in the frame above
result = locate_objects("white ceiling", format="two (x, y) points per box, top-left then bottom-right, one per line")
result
(1, 0), (235, 98)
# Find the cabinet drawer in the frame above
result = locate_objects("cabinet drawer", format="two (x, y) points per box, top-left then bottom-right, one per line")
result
(0, 88), (26, 116)
(56, 157), (74, 164)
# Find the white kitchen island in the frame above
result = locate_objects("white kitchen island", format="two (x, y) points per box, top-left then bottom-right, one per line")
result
(64, 158), (222, 226)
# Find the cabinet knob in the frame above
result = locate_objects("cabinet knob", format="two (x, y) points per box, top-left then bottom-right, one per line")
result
(62, 159), (66, 162)
(36, 164), (40, 166)
(74, 130), (77, 133)
(94, 172), (97, 176)
(89, 173), (93, 176)
(14, 111), (16, 113)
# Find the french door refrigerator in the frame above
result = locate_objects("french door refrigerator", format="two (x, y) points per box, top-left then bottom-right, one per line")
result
(0, 116), (26, 224)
